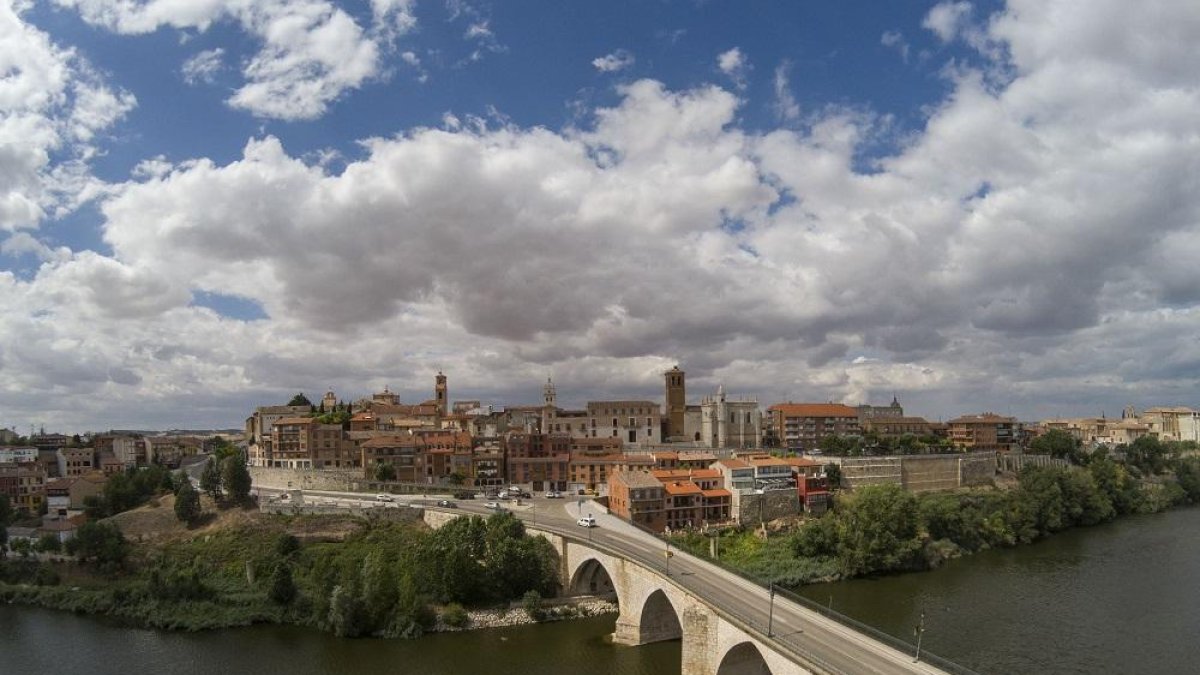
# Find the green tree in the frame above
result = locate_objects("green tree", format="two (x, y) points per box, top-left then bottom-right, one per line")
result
(36, 533), (61, 554)
(102, 472), (139, 515)
(221, 456), (252, 504)
(374, 463), (397, 482)
(1126, 436), (1170, 475)
(327, 584), (366, 637)
(269, 563), (297, 605)
(200, 458), (222, 500)
(834, 484), (921, 576)
(1174, 458), (1200, 502)
(0, 523), (7, 556)
(275, 533), (301, 559)
(174, 480), (202, 525)
(0, 494), (11, 525)
(522, 590), (544, 621)
(66, 521), (128, 573)
(287, 393), (313, 407)
(11, 537), (32, 558)
(824, 463), (842, 488)
(1030, 429), (1086, 464)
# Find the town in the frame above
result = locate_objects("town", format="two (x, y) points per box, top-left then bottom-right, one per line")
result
(3, 366), (1195, 543)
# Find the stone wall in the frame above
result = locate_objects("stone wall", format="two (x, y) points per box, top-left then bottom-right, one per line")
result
(836, 452), (996, 492)
(837, 456), (902, 488)
(733, 490), (800, 525)
(249, 466), (359, 491)
(900, 455), (964, 493)
(998, 453), (1069, 473)
(959, 452), (996, 486)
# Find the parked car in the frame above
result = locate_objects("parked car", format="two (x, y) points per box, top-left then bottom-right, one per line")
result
(545, 491), (562, 499)
(375, 494), (394, 502)
(497, 490), (511, 499)
(437, 499), (457, 508)
(485, 501), (503, 510)
(577, 515), (597, 528)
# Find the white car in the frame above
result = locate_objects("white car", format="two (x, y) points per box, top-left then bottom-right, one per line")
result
(545, 491), (562, 499)
(577, 515), (597, 528)
(375, 494), (395, 502)
(485, 501), (503, 510)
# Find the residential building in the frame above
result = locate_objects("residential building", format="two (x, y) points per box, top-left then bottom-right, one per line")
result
(1140, 407), (1200, 443)
(360, 436), (421, 482)
(767, 403), (861, 453)
(862, 416), (935, 441)
(568, 452), (654, 495)
(45, 474), (105, 516)
(0, 447), (37, 464)
(505, 432), (570, 491)
(56, 447), (95, 478)
(0, 462), (47, 512)
(608, 471), (666, 531)
(586, 400), (661, 446)
(947, 413), (1017, 452)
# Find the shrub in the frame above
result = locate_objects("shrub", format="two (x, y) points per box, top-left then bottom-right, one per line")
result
(441, 602), (469, 628)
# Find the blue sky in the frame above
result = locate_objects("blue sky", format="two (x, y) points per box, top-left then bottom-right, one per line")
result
(3, 0), (1200, 432)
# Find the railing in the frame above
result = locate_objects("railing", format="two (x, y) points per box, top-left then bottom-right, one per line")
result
(617, 517), (981, 675)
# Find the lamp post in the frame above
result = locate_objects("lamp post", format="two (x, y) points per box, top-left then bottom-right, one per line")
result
(913, 610), (926, 663)
(767, 582), (776, 637)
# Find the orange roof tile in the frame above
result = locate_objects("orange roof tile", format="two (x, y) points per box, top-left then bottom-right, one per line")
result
(713, 459), (750, 469)
(701, 488), (731, 499)
(664, 481), (702, 495)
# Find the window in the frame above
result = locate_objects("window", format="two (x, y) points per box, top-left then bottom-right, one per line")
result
(628, 429), (637, 443)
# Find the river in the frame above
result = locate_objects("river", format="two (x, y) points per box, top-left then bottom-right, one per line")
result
(3, 507), (1197, 675)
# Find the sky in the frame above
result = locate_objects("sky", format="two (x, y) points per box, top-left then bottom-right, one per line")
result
(4, 0), (1200, 433)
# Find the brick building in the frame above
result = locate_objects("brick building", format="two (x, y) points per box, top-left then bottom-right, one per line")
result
(768, 403), (861, 453)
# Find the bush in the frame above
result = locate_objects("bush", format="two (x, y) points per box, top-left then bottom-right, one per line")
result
(441, 602), (469, 628)
(522, 590), (543, 622)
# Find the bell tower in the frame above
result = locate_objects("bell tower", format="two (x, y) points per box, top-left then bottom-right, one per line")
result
(665, 365), (686, 440)
(435, 371), (448, 417)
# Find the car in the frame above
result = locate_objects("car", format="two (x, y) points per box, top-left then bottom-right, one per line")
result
(497, 490), (511, 499)
(577, 515), (597, 528)
(375, 494), (395, 502)
(453, 491), (475, 500)
(545, 491), (562, 499)
(437, 499), (457, 508)
(519, 490), (532, 499)
(278, 493), (290, 501)
(485, 501), (502, 510)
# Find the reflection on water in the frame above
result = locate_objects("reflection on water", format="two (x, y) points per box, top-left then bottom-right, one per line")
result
(798, 506), (1200, 674)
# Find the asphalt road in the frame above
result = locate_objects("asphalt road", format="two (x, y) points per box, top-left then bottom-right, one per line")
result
(253, 486), (956, 675)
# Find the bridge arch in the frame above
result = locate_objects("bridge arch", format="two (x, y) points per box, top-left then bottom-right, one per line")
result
(716, 641), (774, 675)
(636, 588), (683, 644)
(569, 557), (617, 598)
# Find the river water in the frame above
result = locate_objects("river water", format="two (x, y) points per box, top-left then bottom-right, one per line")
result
(3, 507), (1197, 675)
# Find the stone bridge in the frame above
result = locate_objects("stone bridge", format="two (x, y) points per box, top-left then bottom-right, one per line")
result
(538, 529), (802, 675)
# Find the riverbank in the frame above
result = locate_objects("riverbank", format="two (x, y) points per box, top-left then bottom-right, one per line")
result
(434, 598), (618, 633)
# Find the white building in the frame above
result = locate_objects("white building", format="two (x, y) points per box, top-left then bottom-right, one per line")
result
(699, 385), (762, 450)
(586, 400), (661, 447)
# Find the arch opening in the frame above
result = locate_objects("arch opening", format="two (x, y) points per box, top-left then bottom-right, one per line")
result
(716, 641), (774, 675)
(569, 558), (616, 600)
(637, 588), (682, 644)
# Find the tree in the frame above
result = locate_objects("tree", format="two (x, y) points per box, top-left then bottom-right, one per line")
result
(174, 480), (202, 525)
(1126, 436), (1170, 475)
(66, 521), (128, 573)
(287, 393), (313, 407)
(824, 463), (842, 488)
(522, 590), (544, 621)
(834, 484), (922, 576)
(36, 533), (61, 554)
(374, 463), (397, 482)
(221, 456), (252, 504)
(269, 564), (297, 605)
(275, 533), (300, 559)
(1176, 458), (1200, 503)
(1030, 429), (1086, 464)
(0, 494), (11, 525)
(0, 523), (8, 557)
(200, 458), (222, 500)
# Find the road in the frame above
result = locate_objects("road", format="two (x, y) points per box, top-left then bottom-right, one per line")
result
(253, 485), (957, 675)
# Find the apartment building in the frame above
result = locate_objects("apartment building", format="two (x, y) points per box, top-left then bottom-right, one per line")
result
(947, 413), (1017, 452)
(586, 400), (662, 446)
(768, 403), (861, 453)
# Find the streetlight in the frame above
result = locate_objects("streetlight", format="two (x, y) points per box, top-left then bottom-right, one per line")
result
(767, 581), (776, 637)
(913, 610), (926, 663)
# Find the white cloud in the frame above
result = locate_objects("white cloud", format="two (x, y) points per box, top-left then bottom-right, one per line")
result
(717, 47), (749, 89)
(0, 1), (134, 231)
(923, 1), (973, 42)
(8, 0), (1200, 431)
(54, 0), (398, 120)
(592, 49), (635, 73)
(181, 48), (224, 85)
(772, 61), (800, 121)
(880, 30), (909, 63)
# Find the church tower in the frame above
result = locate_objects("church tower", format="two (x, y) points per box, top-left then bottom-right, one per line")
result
(665, 366), (686, 440)
(435, 371), (448, 417)
(541, 377), (557, 433)
(543, 377), (556, 408)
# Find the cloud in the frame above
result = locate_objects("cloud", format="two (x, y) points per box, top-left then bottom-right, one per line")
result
(772, 61), (800, 121)
(880, 30), (909, 63)
(923, 1), (973, 42)
(592, 49), (635, 73)
(181, 48), (224, 85)
(717, 47), (749, 89)
(8, 0), (1200, 431)
(0, 1), (134, 231)
(54, 0), (399, 120)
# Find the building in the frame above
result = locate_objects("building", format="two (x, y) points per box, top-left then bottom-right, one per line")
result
(664, 366), (687, 441)
(947, 413), (1017, 452)
(699, 385), (762, 450)
(434, 371), (448, 418)
(1140, 407), (1200, 443)
(608, 470), (666, 531)
(586, 401), (662, 447)
(505, 432), (570, 491)
(0, 447), (38, 464)
(0, 462), (47, 512)
(768, 403), (861, 453)
(245, 404), (312, 455)
(862, 416), (935, 441)
(856, 396), (904, 420)
(360, 436), (421, 482)
(56, 447), (95, 478)
(568, 452), (654, 495)
(45, 474), (105, 516)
